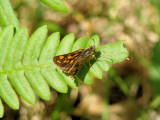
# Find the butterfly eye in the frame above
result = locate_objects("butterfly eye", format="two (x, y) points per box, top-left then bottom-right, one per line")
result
(82, 50), (90, 58)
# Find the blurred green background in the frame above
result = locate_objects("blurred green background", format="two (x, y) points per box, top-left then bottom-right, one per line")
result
(3, 0), (160, 120)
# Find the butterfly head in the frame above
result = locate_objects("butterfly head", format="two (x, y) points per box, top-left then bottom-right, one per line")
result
(82, 46), (96, 58)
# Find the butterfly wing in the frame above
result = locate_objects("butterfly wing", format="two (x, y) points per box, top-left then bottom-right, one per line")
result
(53, 49), (84, 73)
(67, 46), (96, 75)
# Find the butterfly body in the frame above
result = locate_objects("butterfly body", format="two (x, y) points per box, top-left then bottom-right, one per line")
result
(53, 46), (96, 76)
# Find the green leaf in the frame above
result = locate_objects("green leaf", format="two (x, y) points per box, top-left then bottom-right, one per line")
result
(56, 33), (75, 55)
(23, 25), (51, 100)
(97, 40), (129, 64)
(149, 40), (160, 95)
(4, 27), (36, 105)
(0, 0), (20, 30)
(151, 40), (160, 66)
(88, 62), (103, 79)
(0, 27), (2, 32)
(39, 0), (68, 13)
(0, 25), (14, 71)
(0, 75), (19, 110)
(0, 25), (128, 118)
(72, 36), (88, 51)
(0, 26), (20, 110)
(86, 34), (100, 48)
(97, 60), (110, 71)
(0, 98), (4, 118)
(40, 32), (68, 93)
(149, 65), (160, 95)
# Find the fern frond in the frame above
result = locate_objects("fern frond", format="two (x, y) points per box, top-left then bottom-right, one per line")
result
(0, 0), (67, 31)
(0, 0), (20, 30)
(0, 25), (128, 118)
(39, 0), (68, 12)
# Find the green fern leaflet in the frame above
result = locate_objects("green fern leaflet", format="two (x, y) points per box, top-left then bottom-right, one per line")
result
(0, 25), (128, 118)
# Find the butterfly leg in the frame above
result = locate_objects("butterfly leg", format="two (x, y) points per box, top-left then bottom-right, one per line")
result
(88, 61), (92, 67)
(70, 75), (74, 79)
(75, 75), (81, 81)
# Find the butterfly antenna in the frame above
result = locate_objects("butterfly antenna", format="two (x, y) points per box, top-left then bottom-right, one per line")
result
(88, 61), (97, 73)
(87, 32), (90, 39)
(84, 63), (95, 72)
(88, 61), (92, 67)
(86, 32), (96, 47)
